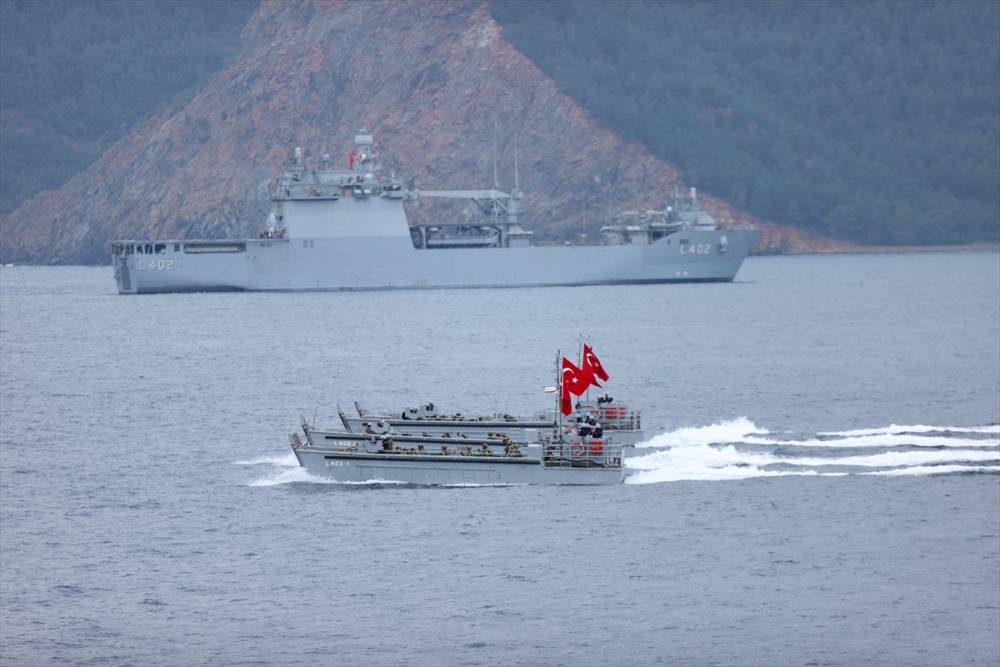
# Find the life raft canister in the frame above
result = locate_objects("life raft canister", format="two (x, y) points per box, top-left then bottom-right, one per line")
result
(590, 439), (604, 455)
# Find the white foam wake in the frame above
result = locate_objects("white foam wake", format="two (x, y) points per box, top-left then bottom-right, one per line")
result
(628, 445), (768, 470)
(782, 448), (998, 467)
(626, 444), (999, 472)
(626, 445), (785, 483)
(234, 452), (299, 467)
(818, 423), (1000, 436)
(861, 464), (999, 477)
(246, 467), (407, 487)
(626, 465), (840, 484)
(624, 417), (998, 484)
(744, 433), (999, 449)
(247, 466), (331, 486)
(439, 482), (526, 488)
(632, 418), (998, 450)
(626, 462), (996, 484)
(633, 417), (766, 448)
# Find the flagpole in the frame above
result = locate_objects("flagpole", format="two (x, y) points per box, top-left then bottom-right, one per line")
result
(555, 349), (562, 436)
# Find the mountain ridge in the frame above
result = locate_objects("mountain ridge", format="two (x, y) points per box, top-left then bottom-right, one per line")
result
(492, 0), (999, 245)
(1, 0), (833, 265)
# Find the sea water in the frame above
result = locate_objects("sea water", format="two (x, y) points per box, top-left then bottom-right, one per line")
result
(1, 252), (998, 666)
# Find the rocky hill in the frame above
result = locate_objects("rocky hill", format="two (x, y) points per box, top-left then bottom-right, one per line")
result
(0, 0), (833, 265)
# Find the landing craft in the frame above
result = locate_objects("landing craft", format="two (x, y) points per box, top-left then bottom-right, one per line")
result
(111, 130), (757, 293)
(321, 394), (644, 446)
(289, 346), (632, 485)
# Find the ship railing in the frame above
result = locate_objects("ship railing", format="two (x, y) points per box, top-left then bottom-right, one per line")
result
(594, 408), (641, 431)
(362, 411), (522, 424)
(382, 448), (530, 458)
(541, 439), (624, 469)
(359, 408), (407, 419)
(306, 432), (532, 458)
(369, 440), (528, 457)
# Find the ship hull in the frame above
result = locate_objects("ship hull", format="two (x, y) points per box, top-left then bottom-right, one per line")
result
(113, 228), (756, 294)
(293, 447), (625, 485)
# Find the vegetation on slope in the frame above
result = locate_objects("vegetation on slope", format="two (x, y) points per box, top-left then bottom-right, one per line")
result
(0, 0), (256, 214)
(492, 0), (999, 244)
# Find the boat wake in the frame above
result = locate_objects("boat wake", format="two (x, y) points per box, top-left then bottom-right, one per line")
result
(626, 419), (999, 484)
(633, 417), (766, 448)
(246, 466), (408, 487)
(818, 424), (1000, 436)
(234, 453), (299, 467)
(236, 452), (407, 486)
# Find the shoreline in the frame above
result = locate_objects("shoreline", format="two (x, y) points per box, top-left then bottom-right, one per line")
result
(2, 241), (998, 267)
(755, 240), (1000, 257)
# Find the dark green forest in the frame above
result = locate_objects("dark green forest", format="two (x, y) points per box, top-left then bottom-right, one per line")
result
(492, 0), (999, 244)
(0, 0), (256, 213)
(2, 1), (997, 245)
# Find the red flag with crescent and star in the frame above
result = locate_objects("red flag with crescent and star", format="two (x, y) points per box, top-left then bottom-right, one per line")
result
(581, 344), (610, 387)
(561, 357), (592, 415)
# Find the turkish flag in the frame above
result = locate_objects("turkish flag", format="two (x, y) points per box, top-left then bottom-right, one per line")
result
(561, 357), (592, 415)
(582, 344), (610, 385)
(560, 393), (573, 416)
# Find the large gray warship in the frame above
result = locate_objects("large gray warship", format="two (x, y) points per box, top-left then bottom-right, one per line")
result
(111, 130), (757, 293)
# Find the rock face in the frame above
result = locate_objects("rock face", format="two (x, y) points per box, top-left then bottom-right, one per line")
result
(0, 0), (831, 265)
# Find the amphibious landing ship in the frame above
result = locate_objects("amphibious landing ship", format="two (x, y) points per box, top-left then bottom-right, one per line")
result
(111, 130), (756, 294)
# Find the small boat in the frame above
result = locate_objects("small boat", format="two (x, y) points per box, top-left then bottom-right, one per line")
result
(333, 394), (644, 445)
(288, 345), (631, 485)
(290, 418), (625, 485)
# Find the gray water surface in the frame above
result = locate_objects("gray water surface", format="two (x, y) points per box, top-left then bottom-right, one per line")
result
(1, 252), (998, 666)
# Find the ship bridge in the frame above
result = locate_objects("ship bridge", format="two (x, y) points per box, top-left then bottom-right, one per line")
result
(268, 131), (409, 240)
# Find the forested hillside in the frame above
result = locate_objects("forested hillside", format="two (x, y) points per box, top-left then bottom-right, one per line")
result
(3, 0), (996, 250)
(492, 0), (1000, 244)
(0, 0), (256, 214)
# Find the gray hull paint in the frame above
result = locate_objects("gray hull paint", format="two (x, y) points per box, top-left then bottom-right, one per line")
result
(339, 416), (645, 446)
(114, 229), (756, 294)
(291, 427), (625, 485)
(293, 448), (625, 485)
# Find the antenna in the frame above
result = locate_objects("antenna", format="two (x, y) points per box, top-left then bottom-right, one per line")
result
(513, 133), (520, 191)
(492, 122), (499, 190)
(555, 350), (563, 436)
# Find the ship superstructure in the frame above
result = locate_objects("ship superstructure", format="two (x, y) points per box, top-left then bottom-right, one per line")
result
(111, 130), (756, 293)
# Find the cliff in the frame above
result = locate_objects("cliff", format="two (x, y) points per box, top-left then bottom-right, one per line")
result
(0, 0), (834, 265)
